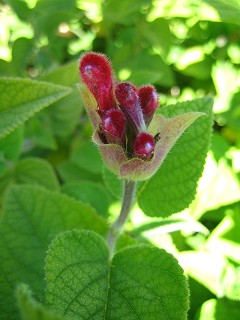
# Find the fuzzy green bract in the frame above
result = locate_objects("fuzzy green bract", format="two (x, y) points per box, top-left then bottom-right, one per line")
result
(45, 230), (189, 320)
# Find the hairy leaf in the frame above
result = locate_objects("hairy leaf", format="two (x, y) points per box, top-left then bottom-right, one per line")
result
(138, 97), (213, 217)
(46, 230), (189, 320)
(0, 78), (71, 138)
(0, 186), (107, 319)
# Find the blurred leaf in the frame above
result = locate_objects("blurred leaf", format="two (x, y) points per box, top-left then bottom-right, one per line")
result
(71, 142), (103, 174)
(0, 185), (107, 319)
(206, 211), (240, 264)
(138, 97), (213, 217)
(212, 61), (239, 114)
(24, 113), (57, 150)
(128, 52), (174, 87)
(46, 230), (189, 319)
(222, 91), (240, 131)
(132, 216), (209, 237)
(62, 181), (110, 216)
(11, 37), (34, 76)
(142, 18), (172, 58)
(188, 277), (214, 320)
(102, 0), (150, 25)
(0, 78), (71, 138)
(176, 47), (212, 80)
(102, 165), (123, 199)
(5, 0), (31, 21)
(33, 0), (77, 35)
(17, 284), (64, 320)
(204, 0), (240, 25)
(195, 299), (240, 320)
(49, 90), (83, 137)
(43, 60), (79, 86)
(179, 251), (227, 296)
(15, 157), (59, 191)
(189, 152), (240, 219)
(58, 160), (102, 183)
(0, 125), (23, 162)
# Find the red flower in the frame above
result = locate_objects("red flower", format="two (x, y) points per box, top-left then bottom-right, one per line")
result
(79, 52), (204, 180)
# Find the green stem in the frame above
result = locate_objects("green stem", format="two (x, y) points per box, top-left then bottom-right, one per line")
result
(107, 180), (137, 257)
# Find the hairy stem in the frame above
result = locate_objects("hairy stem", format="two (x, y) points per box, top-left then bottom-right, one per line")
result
(107, 180), (137, 257)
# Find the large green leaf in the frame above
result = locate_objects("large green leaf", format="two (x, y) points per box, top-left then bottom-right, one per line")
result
(0, 78), (71, 138)
(17, 285), (64, 320)
(15, 157), (60, 191)
(0, 186), (107, 320)
(46, 230), (189, 320)
(138, 97), (213, 217)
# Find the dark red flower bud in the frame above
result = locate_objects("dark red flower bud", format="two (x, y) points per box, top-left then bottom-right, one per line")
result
(79, 52), (116, 112)
(134, 132), (155, 160)
(138, 85), (158, 126)
(101, 109), (126, 145)
(115, 82), (146, 133)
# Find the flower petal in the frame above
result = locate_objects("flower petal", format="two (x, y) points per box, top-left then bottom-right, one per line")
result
(92, 130), (128, 174)
(120, 112), (205, 180)
(77, 83), (101, 129)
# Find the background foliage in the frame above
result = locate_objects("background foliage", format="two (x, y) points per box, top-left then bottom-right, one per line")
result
(0, 0), (240, 319)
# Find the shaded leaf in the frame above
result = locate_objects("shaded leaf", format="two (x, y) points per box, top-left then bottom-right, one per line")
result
(17, 284), (64, 320)
(15, 158), (59, 191)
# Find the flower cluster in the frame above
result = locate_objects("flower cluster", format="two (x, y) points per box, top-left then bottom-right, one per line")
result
(79, 52), (204, 181)
(79, 52), (158, 161)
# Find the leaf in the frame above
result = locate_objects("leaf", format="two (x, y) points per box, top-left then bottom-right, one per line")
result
(188, 152), (240, 220)
(206, 210), (240, 264)
(203, 0), (240, 25)
(15, 157), (60, 191)
(0, 77), (72, 138)
(24, 113), (57, 150)
(142, 18), (172, 58)
(71, 142), (103, 175)
(195, 299), (240, 320)
(0, 185), (107, 319)
(0, 126), (23, 162)
(17, 284), (65, 320)
(138, 97), (213, 217)
(49, 90), (83, 137)
(102, 165), (123, 199)
(58, 160), (102, 183)
(102, 0), (150, 25)
(43, 60), (79, 86)
(61, 181), (110, 217)
(46, 230), (189, 320)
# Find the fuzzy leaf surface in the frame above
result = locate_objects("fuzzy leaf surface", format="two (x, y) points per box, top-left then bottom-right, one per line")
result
(0, 186), (107, 320)
(138, 97), (213, 217)
(0, 78), (71, 138)
(46, 230), (189, 320)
